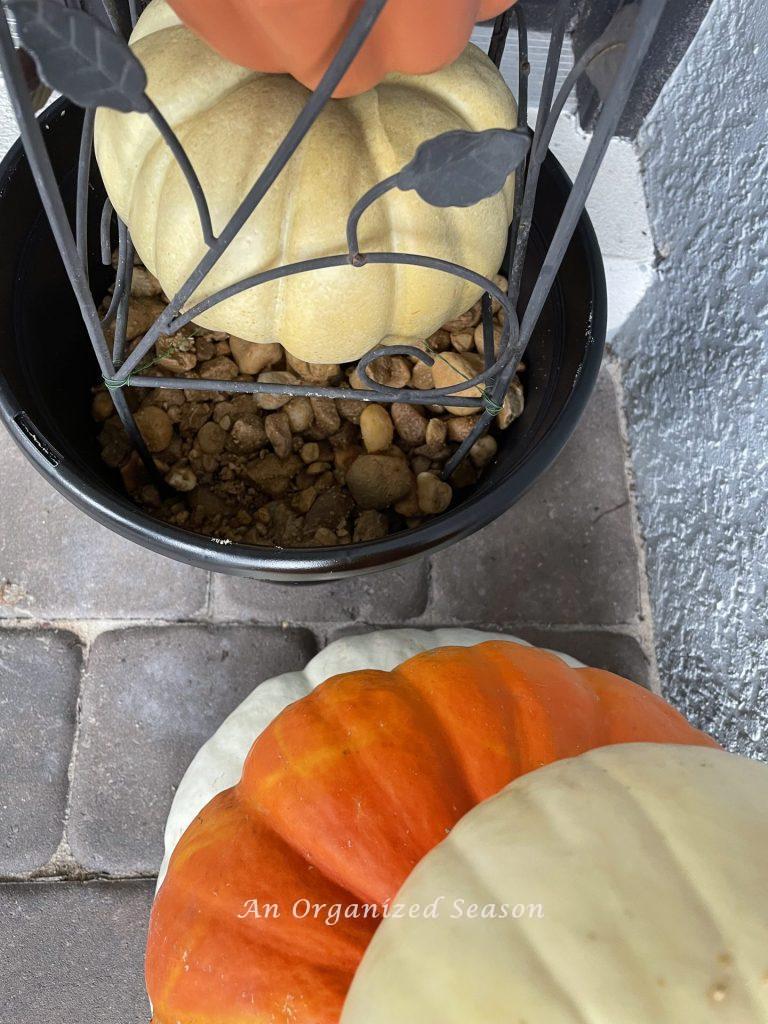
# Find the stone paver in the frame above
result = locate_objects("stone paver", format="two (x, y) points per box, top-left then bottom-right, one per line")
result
(0, 880), (153, 1024)
(0, 630), (81, 874)
(0, 433), (209, 620)
(513, 628), (651, 688)
(326, 623), (651, 689)
(67, 625), (316, 874)
(210, 561), (429, 624)
(427, 370), (641, 626)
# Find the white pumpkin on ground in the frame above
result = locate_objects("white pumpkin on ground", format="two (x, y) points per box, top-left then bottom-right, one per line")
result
(341, 743), (768, 1024)
(95, 0), (517, 364)
(157, 628), (582, 885)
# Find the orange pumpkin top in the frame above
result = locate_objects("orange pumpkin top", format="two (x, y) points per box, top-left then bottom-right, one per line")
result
(147, 640), (717, 1024)
(167, 0), (514, 97)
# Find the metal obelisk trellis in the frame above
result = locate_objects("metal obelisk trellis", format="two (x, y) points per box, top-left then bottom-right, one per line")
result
(0, 0), (667, 487)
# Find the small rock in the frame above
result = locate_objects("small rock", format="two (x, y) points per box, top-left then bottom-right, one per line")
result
(329, 422), (357, 450)
(120, 451), (148, 494)
(312, 527), (339, 547)
(450, 330), (475, 353)
(305, 486), (354, 534)
(391, 403), (427, 446)
(431, 352), (485, 416)
(300, 442), (321, 464)
(246, 453), (301, 497)
(334, 445), (361, 482)
(393, 486), (420, 517)
(353, 510), (389, 543)
(351, 355), (411, 390)
(228, 414), (267, 454)
(157, 349), (198, 373)
(417, 472), (453, 514)
(292, 486), (317, 514)
(425, 418), (447, 448)
(497, 377), (525, 429)
(346, 454), (414, 510)
(194, 336), (216, 362)
(256, 371), (299, 410)
(198, 355), (239, 381)
(196, 420), (227, 455)
(123, 297), (165, 342)
(360, 405), (394, 453)
(91, 389), (114, 422)
(134, 406), (173, 452)
(230, 338), (283, 376)
(309, 396), (341, 438)
(410, 361), (434, 390)
(446, 414), (481, 442)
(179, 402), (212, 436)
(130, 266), (162, 298)
(265, 411), (293, 458)
(285, 396), (314, 431)
(469, 435), (498, 468)
(426, 328), (452, 352)
(166, 464), (197, 492)
(410, 454), (432, 476)
(286, 353), (342, 385)
(337, 395), (366, 424)
(442, 301), (482, 333)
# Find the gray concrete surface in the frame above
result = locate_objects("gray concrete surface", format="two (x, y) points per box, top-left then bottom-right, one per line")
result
(613, 0), (768, 758)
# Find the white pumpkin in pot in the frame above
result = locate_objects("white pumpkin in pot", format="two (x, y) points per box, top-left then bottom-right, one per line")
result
(94, 0), (517, 364)
(342, 744), (768, 1024)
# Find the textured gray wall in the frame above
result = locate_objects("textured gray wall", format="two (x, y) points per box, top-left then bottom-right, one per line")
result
(613, 0), (767, 756)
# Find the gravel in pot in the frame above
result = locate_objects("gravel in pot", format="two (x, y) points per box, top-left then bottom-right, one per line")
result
(92, 260), (526, 549)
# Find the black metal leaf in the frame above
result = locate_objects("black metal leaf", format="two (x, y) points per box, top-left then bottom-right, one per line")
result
(396, 128), (530, 208)
(8, 0), (150, 113)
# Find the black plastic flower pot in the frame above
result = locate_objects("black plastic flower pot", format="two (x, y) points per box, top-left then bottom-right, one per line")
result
(0, 102), (606, 582)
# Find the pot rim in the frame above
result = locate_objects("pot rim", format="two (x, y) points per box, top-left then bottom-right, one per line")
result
(0, 103), (606, 582)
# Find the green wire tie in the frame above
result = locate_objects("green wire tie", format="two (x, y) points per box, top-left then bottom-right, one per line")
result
(103, 374), (132, 391)
(102, 342), (182, 392)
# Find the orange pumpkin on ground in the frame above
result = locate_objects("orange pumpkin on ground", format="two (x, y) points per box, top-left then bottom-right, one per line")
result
(167, 0), (514, 97)
(147, 639), (717, 1024)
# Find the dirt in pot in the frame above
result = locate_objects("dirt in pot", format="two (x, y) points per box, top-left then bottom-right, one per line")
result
(92, 263), (525, 548)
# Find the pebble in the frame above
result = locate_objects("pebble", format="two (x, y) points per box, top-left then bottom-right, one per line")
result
(230, 337), (283, 376)
(134, 406), (173, 452)
(309, 396), (341, 438)
(417, 475), (454, 516)
(360, 405), (394, 453)
(166, 464), (197, 492)
(265, 411), (293, 458)
(196, 421), (227, 455)
(431, 352), (485, 416)
(285, 396), (314, 432)
(469, 435), (498, 468)
(346, 454), (414, 510)
(256, 371), (299, 410)
(391, 403), (427, 446)
(417, 472), (453, 514)
(286, 353), (342, 385)
(353, 510), (389, 543)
